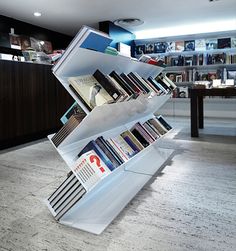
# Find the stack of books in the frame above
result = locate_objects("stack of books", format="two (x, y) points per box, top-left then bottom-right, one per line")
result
(51, 113), (86, 147)
(47, 172), (86, 221)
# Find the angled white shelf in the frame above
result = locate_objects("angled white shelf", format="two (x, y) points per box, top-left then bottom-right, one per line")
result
(46, 30), (173, 235)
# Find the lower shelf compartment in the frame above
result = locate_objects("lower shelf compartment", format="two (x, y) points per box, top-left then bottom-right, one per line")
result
(46, 147), (173, 234)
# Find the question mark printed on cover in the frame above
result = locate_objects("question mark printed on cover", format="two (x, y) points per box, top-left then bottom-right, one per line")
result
(89, 155), (105, 173)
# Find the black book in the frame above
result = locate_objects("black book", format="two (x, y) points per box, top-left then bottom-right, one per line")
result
(130, 128), (150, 148)
(147, 77), (167, 94)
(128, 72), (150, 93)
(156, 76), (172, 92)
(120, 73), (143, 94)
(110, 71), (136, 97)
(156, 115), (172, 131)
(93, 69), (122, 101)
(142, 78), (160, 94)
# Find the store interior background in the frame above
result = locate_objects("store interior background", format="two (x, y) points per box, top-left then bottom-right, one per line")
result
(0, 0), (236, 250)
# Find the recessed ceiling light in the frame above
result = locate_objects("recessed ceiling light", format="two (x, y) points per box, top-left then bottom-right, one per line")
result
(34, 12), (41, 17)
(114, 18), (144, 27)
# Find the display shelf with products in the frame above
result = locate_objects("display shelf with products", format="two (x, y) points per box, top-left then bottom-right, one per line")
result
(134, 32), (236, 89)
(45, 27), (174, 234)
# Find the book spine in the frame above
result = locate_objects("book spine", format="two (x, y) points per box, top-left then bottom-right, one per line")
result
(122, 135), (141, 153)
(106, 138), (129, 162)
(142, 123), (160, 140)
(135, 123), (155, 142)
(99, 137), (124, 165)
(130, 128), (150, 148)
(93, 69), (121, 101)
(95, 138), (120, 168)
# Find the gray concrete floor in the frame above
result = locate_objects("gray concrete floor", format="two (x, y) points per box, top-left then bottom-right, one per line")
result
(0, 117), (236, 251)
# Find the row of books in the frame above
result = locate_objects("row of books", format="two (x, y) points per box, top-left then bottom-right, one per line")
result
(166, 68), (236, 84)
(48, 115), (172, 220)
(135, 37), (236, 55)
(71, 115), (172, 190)
(47, 172), (86, 221)
(68, 69), (176, 112)
(164, 52), (236, 67)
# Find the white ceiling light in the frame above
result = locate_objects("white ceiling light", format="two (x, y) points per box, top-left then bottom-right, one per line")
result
(33, 12), (42, 17)
(114, 18), (144, 27)
(134, 19), (236, 39)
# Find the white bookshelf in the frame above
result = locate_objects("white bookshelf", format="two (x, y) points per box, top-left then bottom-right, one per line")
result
(46, 34), (173, 234)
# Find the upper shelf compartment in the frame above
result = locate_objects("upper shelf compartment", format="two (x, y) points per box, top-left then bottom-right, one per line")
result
(53, 47), (163, 80)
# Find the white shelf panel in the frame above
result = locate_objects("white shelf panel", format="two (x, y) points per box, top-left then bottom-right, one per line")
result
(58, 146), (173, 235)
(53, 47), (163, 79)
(57, 94), (170, 148)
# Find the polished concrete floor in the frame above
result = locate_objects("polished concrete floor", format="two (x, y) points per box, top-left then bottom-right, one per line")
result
(0, 117), (236, 251)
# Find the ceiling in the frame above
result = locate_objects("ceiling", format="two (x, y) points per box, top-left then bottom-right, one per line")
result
(0, 0), (235, 37)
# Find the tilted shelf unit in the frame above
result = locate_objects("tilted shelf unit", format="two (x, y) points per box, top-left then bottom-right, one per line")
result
(46, 41), (173, 234)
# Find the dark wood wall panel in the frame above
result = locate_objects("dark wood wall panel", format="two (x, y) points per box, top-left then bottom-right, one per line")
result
(0, 60), (73, 149)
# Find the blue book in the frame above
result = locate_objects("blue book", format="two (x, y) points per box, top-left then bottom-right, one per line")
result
(122, 136), (140, 154)
(78, 140), (115, 171)
(80, 31), (113, 53)
(60, 102), (85, 124)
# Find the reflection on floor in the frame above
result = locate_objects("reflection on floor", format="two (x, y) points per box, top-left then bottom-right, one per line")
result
(0, 117), (235, 251)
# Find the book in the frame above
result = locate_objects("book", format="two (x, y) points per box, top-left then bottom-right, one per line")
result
(20, 35), (31, 51)
(135, 44), (145, 55)
(120, 73), (144, 95)
(205, 39), (217, 50)
(195, 39), (206, 51)
(166, 42), (175, 52)
(106, 138), (129, 162)
(130, 128), (150, 148)
(156, 76), (172, 92)
(147, 118), (168, 135)
(156, 115), (172, 131)
(95, 137), (121, 168)
(68, 75), (115, 110)
(74, 150), (112, 191)
(47, 172), (86, 221)
(78, 140), (116, 171)
(177, 86), (189, 98)
(55, 187), (86, 221)
(110, 135), (138, 158)
(120, 130), (144, 151)
(145, 43), (155, 54)
(142, 122), (160, 140)
(93, 69), (123, 101)
(60, 101), (86, 124)
(109, 71), (138, 98)
(231, 37), (236, 48)
(51, 113), (86, 147)
(142, 78), (161, 94)
(52, 179), (82, 212)
(9, 34), (21, 49)
(48, 172), (78, 204)
(175, 41), (184, 52)
(106, 75), (130, 102)
(133, 122), (156, 143)
(217, 38), (231, 49)
(184, 40), (195, 51)
(154, 42), (167, 53)
(128, 72), (153, 94)
(147, 77), (168, 94)
(145, 121), (162, 137)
